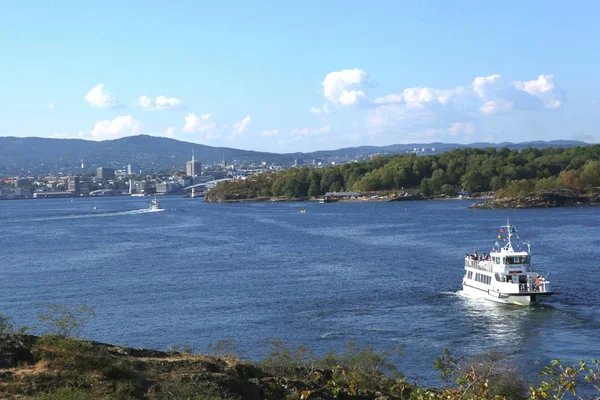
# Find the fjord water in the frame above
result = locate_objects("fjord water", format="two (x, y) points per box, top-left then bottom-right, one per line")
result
(0, 197), (598, 384)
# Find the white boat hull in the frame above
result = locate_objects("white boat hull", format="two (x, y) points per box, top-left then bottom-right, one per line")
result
(462, 282), (550, 306)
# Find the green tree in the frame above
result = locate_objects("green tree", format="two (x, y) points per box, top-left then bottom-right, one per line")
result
(440, 184), (455, 196)
(461, 171), (489, 193)
(420, 178), (434, 198)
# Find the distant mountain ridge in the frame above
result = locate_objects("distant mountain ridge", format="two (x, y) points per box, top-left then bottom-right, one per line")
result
(0, 135), (589, 176)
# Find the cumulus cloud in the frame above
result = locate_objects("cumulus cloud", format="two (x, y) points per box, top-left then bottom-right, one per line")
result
(472, 74), (502, 98)
(513, 75), (564, 109)
(261, 129), (279, 137)
(85, 83), (120, 108)
(139, 95), (182, 111)
(290, 125), (331, 136)
(48, 103), (56, 109)
(182, 113), (216, 133)
(366, 73), (566, 131)
(232, 115), (251, 134)
(448, 122), (476, 136)
(322, 69), (368, 106)
(90, 115), (141, 140)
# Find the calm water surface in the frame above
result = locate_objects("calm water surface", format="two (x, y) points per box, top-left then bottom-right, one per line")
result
(0, 197), (598, 385)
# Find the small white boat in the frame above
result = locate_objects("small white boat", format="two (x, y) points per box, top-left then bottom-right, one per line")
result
(149, 197), (162, 211)
(462, 219), (553, 305)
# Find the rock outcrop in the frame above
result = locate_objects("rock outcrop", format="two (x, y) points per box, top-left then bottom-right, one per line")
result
(468, 189), (600, 209)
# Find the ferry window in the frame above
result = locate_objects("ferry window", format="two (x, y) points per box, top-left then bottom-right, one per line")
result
(494, 257), (500, 264)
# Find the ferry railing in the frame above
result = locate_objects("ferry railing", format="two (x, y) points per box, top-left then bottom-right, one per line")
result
(464, 259), (493, 272)
(518, 282), (550, 293)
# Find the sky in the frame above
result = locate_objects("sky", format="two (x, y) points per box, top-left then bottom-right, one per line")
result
(1, 0), (600, 153)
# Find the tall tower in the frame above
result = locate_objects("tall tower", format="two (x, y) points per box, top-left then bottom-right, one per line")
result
(185, 148), (201, 182)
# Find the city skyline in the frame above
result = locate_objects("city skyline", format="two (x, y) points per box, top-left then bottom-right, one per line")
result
(1, 1), (599, 152)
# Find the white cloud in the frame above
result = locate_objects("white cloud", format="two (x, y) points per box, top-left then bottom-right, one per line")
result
(290, 125), (331, 136)
(310, 104), (331, 115)
(373, 94), (403, 105)
(138, 95), (153, 109)
(472, 74), (502, 98)
(261, 129), (279, 137)
(339, 89), (366, 106)
(90, 115), (141, 140)
(182, 113), (216, 133)
(513, 75), (564, 109)
(322, 69), (368, 106)
(480, 100), (513, 115)
(373, 88), (453, 108)
(448, 122), (476, 136)
(139, 95), (182, 111)
(85, 83), (119, 108)
(365, 72), (566, 132)
(232, 115), (251, 134)
(402, 87), (453, 109)
(165, 127), (175, 137)
(48, 103), (56, 109)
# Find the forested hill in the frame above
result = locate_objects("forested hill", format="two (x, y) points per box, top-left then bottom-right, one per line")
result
(206, 145), (600, 201)
(0, 134), (588, 176)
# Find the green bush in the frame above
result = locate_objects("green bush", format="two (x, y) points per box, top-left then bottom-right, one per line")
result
(152, 380), (237, 400)
(37, 304), (96, 339)
(32, 388), (99, 400)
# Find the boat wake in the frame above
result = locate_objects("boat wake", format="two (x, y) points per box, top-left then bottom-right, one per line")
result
(6, 208), (165, 223)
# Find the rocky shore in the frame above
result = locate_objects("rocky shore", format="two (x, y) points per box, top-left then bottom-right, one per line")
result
(468, 189), (600, 209)
(0, 333), (413, 399)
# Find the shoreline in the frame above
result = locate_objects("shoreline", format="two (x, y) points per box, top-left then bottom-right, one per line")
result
(204, 195), (491, 204)
(1, 332), (596, 399)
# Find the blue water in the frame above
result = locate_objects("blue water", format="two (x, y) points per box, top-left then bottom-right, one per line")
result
(0, 197), (598, 385)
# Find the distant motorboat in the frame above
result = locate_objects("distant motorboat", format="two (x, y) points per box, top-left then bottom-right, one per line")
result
(149, 197), (162, 211)
(93, 206), (97, 210)
(300, 209), (307, 213)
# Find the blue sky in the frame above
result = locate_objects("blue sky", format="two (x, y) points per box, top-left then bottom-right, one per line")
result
(1, 0), (599, 152)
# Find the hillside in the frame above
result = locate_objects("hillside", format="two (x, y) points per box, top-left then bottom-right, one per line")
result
(0, 135), (588, 176)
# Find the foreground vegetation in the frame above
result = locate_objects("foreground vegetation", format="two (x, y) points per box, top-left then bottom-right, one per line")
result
(206, 145), (600, 201)
(1, 307), (599, 399)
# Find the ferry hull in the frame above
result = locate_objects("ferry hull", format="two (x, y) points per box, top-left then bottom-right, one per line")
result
(462, 283), (551, 306)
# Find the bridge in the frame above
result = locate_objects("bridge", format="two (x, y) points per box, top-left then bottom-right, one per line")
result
(183, 178), (233, 192)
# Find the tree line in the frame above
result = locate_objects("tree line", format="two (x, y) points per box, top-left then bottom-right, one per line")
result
(210, 145), (600, 199)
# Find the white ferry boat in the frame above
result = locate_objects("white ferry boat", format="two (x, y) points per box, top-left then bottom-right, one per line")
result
(462, 219), (553, 305)
(149, 197), (162, 211)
